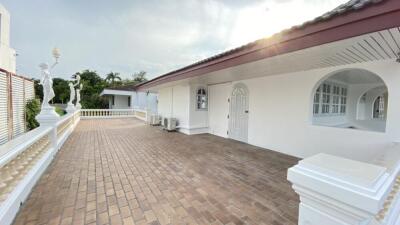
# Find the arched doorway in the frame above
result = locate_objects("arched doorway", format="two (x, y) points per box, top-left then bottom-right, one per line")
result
(229, 83), (249, 142)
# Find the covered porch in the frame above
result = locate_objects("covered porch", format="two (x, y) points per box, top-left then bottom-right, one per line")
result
(12, 118), (299, 225)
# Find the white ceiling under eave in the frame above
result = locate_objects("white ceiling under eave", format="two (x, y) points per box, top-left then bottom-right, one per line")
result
(147, 27), (400, 91)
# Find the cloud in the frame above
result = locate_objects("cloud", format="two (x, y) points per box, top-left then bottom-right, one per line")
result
(2, 0), (347, 80)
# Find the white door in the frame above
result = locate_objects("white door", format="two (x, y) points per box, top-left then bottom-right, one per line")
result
(209, 83), (231, 138)
(229, 83), (249, 142)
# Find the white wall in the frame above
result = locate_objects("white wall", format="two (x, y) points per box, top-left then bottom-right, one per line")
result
(158, 85), (190, 129)
(110, 95), (130, 109)
(188, 85), (208, 132)
(238, 60), (400, 161)
(156, 60), (400, 162)
(0, 4), (16, 73)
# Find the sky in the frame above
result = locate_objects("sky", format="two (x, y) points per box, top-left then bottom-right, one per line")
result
(2, 0), (348, 80)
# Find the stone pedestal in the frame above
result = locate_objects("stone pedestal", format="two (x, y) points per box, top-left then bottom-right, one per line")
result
(65, 103), (76, 114)
(75, 103), (81, 110)
(287, 153), (400, 225)
(35, 106), (60, 126)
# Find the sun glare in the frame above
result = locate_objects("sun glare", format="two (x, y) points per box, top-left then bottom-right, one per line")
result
(228, 0), (349, 48)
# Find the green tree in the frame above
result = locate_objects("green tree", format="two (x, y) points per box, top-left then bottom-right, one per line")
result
(33, 79), (43, 101)
(120, 71), (148, 86)
(73, 70), (108, 109)
(53, 78), (69, 103)
(25, 99), (41, 130)
(105, 72), (122, 87)
(132, 71), (147, 83)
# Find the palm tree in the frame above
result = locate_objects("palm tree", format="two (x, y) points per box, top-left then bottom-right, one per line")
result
(105, 72), (121, 86)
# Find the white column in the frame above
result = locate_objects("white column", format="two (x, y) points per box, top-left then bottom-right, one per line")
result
(287, 153), (400, 225)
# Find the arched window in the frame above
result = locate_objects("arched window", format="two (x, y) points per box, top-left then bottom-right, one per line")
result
(373, 95), (385, 119)
(311, 68), (387, 132)
(196, 87), (208, 110)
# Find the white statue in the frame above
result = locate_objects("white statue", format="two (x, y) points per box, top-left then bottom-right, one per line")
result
(39, 63), (55, 108)
(68, 82), (75, 105)
(76, 83), (83, 109)
(36, 48), (61, 124)
(75, 74), (81, 86)
(65, 81), (76, 113)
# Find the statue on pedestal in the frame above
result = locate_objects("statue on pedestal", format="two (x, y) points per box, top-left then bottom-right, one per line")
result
(65, 81), (76, 113)
(35, 48), (61, 125)
(76, 83), (83, 110)
(39, 63), (55, 109)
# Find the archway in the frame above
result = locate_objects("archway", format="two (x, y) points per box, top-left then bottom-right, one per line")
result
(311, 68), (387, 132)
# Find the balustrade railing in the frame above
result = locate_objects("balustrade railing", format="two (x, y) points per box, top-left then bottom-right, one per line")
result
(0, 110), (80, 225)
(288, 144), (400, 225)
(80, 109), (148, 121)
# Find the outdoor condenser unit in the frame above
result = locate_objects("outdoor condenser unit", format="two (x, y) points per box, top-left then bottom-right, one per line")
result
(149, 115), (161, 126)
(163, 117), (177, 131)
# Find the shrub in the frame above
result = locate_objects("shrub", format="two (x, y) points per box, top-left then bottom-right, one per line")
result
(25, 99), (41, 130)
(55, 107), (66, 116)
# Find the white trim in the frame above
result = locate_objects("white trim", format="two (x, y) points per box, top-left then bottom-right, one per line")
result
(178, 126), (209, 135)
(100, 89), (134, 96)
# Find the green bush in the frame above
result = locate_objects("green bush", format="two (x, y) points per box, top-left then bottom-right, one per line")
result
(25, 99), (41, 131)
(55, 107), (66, 116)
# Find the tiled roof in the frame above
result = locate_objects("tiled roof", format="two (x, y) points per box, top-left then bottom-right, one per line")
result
(136, 0), (386, 89)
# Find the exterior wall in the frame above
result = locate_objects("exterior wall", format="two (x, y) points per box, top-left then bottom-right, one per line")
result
(110, 95), (130, 109)
(236, 60), (400, 161)
(158, 85), (190, 129)
(0, 4), (16, 73)
(188, 85), (208, 134)
(146, 93), (158, 114)
(156, 60), (400, 161)
(133, 92), (158, 113)
(104, 91), (158, 113)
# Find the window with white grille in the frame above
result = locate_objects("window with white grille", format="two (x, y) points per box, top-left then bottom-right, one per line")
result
(313, 81), (347, 116)
(196, 87), (208, 110)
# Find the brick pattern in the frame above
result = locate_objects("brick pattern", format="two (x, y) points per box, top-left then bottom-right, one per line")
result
(12, 119), (299, 225)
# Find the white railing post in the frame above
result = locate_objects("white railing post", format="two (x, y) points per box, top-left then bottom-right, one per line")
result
(36, 111), (59, 150)
(288, 152), (400, 225)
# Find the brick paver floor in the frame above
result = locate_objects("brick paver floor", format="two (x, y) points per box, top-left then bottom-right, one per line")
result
(13, 118), (299, 225)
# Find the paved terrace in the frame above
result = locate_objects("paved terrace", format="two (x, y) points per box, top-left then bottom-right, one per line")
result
(12, 119), (299, 225)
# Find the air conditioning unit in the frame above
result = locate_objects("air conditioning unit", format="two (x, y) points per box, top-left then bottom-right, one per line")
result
(149, 115), (161, 126)
(163, 117), (177, 131)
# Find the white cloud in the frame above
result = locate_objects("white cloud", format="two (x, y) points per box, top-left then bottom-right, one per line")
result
(2, 0), (348, 80)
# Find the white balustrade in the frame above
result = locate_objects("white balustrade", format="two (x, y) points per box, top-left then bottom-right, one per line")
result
(0, 110), (80, 225)
(80, 109), (147, 121)
(287, 144), (400, 225)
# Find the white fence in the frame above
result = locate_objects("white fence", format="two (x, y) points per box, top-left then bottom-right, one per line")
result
(80, 108), (148, 121)
(0, 110), (80, 225)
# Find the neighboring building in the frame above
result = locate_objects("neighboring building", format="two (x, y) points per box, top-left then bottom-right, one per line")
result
(100, 86), (158, 113)
(135, 0), (400, 162)
(0, 68), (34, 145)
(0, 4), (16, 73)
(0, 5), (34, 145)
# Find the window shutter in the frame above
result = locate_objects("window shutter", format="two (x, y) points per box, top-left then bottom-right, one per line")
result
(0, 72), (8, 145)
(12, 76), (25, 137)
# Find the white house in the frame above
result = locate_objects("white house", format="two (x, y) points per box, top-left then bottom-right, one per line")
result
(133, 1), (400, 223)
(134, 0), (400, 161)
(100, 86), (158, 113)
(0, 4), (16, 73)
